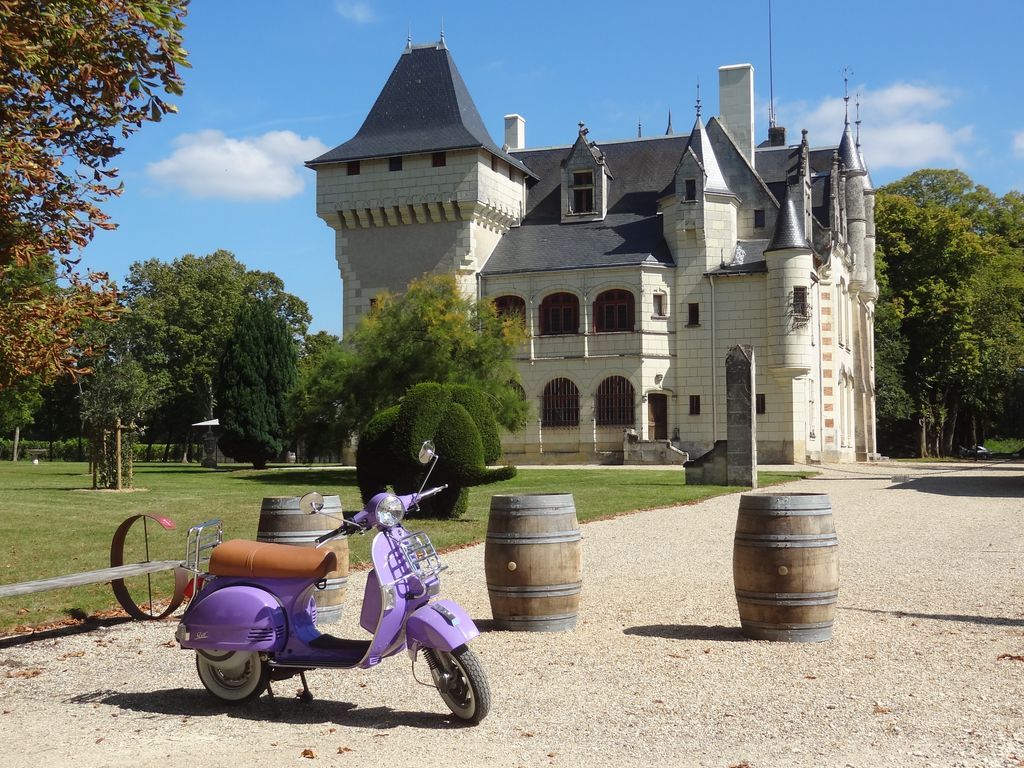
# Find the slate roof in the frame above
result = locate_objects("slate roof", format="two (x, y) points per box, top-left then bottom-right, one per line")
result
(481, 135), (689, 275)
(307, 44), (532, 176)
(682, 116), (731, 195)
(766, 185), (808, 251)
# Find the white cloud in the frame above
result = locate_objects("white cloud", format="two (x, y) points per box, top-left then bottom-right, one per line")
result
(1013, 131), (1024, 158)
(147, 130), (328, 200)
(776, 83), (971, 171)
(335, 1), (375, 23)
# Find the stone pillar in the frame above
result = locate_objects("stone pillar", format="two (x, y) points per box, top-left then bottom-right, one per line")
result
(726, 345), (757, 488)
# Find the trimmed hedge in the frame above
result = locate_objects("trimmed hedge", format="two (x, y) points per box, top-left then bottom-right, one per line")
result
(356, 382), (517, 519)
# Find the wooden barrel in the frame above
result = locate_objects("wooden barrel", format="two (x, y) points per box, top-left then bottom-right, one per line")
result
(485, 493), (582, 632)
(257, 496), (349, 624)
(732, 493), (839, 642)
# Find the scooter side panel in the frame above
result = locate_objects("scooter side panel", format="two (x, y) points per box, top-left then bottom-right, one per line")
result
(406, 599), (480, 652)
(178, 584), (286, 651)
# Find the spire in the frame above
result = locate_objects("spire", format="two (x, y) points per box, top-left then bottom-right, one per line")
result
(695, 80), (702, 119)
(665, 109), (673, 135)
(843, 67), (851, 125)
(638, 118), (642, 138)
(855, 91), (862, 148)
(768, 0), (777, 128)
(406, 25), (412, 51)
(766, 183), (808, 252)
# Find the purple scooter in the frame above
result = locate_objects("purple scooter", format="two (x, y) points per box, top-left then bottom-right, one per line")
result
(174, 441), (490, 723)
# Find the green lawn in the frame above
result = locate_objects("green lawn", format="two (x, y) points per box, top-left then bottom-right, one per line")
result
(0, 461), (812, 634)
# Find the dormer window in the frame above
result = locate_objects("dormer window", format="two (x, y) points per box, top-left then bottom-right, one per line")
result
(571, 170), (595, 214)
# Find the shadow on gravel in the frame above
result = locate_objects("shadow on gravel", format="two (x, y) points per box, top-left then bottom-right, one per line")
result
(843, 607), (1024, 627)
(891, 474), (1024, 498)
(623, 624), (746, 642)
(0, 616), (134, 649)
(70, 688), (457, 728)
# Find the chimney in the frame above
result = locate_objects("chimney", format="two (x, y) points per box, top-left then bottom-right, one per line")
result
(504, 114), (525, 151)
(768, 125), (787, 146)
(718, 64), (754, 165)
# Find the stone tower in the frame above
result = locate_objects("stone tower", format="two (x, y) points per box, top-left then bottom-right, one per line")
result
(306, 41), (531, 334)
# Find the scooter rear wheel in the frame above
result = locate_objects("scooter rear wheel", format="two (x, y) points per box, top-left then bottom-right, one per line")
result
(195, 650), (268, 703)
(425, 645), (491, 724)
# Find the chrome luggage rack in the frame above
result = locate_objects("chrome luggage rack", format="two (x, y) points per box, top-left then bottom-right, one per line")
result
(398, 530), (447, 583)
(183, 519), (223, 593)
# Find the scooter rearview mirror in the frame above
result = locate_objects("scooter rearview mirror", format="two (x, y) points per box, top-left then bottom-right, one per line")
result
(300, 491), (325, 515)
(418, 440), (436, 466)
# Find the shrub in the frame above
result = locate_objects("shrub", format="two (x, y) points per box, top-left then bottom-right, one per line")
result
(355, 382), (516, 518)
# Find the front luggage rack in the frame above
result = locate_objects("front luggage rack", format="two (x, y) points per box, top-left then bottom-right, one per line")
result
(398, 530), (447, 583)
(183, 519), (222, 595)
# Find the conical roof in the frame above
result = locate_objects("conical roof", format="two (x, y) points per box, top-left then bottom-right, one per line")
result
(838, 123), (864, 173)
(765, 183), (808, 251)
(682, 115), (730, 195)
(308, 43), (532, 176)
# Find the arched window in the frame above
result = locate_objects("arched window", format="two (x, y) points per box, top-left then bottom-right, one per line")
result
(542, 378), (580, 427)
(539, 292), (579, 335)
(593, 289), (635, 332)
(493, 295), (526, 328)
(596, 376), (635, 426)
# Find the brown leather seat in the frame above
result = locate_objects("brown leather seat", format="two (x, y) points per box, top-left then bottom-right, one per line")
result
(208, 539), (338, 580)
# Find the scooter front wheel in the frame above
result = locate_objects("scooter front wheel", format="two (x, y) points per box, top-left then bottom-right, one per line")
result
(195, 650), (268, 703)
(425, 645), (491, 724)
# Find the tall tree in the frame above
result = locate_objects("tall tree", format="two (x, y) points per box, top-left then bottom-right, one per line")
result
(111, 250), (309, 457)
(875, 170), (1024, 455)
(289, 274), (528, 449)
(216, 300), (298, 469)
(0, 0), (188, 385)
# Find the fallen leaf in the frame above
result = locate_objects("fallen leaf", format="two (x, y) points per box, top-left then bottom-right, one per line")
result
(95, 738), (104, 744)
(997, 654), (1024, 662)
(520, 731), (534, 738)
(6, 668), (43, 679)
(668, 653), (685, 659)
(59, 651), (85, 659)
(804, 675), (817, 680)
(873, 704), (892, 715)
(301, 748), (316, 759)
(337, 746), (353, 754)
(703, 648), (711, 654)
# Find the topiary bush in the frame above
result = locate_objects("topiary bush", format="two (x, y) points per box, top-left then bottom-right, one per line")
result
(356, 382), (517, 518)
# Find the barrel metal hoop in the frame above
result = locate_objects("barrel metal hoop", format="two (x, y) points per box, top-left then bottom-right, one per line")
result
(494, 613), (579, 628)
(486, 531), (582, 545)
(735, 590), (838, 606)
(740, 619), (835, 630)
(733, 533), (838, 548)
(486, 582), (582, 598)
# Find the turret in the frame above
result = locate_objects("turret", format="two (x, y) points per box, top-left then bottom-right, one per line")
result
(764, 183), (813, 377)
(670, 112), (737, 270)
(839, 121), (867, 290)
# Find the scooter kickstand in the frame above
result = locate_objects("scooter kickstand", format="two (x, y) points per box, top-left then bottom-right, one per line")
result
(297, 671), (314, 704)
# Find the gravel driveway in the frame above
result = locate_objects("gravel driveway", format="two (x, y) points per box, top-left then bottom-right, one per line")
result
(1, 461), (1021, 767)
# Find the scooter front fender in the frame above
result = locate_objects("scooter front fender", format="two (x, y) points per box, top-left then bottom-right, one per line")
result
(406, 599), (479, 653)
(178, 584), (286, 652)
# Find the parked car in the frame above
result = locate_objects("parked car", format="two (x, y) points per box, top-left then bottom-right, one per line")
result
(958, 445), (991, 459)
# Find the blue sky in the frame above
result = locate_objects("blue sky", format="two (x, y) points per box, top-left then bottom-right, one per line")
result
(84, 0), (1024, 336)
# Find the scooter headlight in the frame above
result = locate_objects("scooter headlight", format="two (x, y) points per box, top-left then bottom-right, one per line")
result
(373, 493), (405, 528)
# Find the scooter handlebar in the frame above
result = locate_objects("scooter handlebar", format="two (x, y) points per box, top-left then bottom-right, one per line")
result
(412, 484), (447, 504)
(315, 518), (363, 544)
